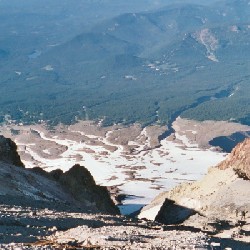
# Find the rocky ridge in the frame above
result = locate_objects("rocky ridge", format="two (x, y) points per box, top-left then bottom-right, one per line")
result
(0, 161), (118, 214)
(50, 164), (119, 214)
(0, 135), (119, 216)
(139, 138), (250, 246)
(0, 135), (24, 167)
(218, 138), (250, 180)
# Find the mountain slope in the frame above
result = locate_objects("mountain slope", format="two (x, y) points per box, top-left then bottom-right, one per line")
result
(0, 136), (119, 215)
(139, 139), (250, 239)
(0, 161), (119, 214)
(0, 138), (212, 249)
(218, 138), (250, 179)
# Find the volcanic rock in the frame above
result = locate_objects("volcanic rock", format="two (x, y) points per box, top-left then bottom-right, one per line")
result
(52, 164), (120, 215)
(218, 138), (250, 180)
(0, 135), (118, 215)
(0, 135), (24, 167)
(139, 139), (250, 232)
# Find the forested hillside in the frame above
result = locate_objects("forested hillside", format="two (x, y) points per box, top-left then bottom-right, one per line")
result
(0, 0), (249, 126)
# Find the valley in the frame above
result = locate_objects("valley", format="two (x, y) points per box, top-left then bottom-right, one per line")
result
(1, 1), (250, 127)
(1, 1), (250, 248)
(1, 118), (249, 214)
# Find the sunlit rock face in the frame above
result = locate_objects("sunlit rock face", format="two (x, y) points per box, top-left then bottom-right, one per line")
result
(139, 139), (250, 227)
(218, 138), (250, 180)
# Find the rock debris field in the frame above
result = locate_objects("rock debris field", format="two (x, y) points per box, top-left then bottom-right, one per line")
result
(0, 204), (210, 249)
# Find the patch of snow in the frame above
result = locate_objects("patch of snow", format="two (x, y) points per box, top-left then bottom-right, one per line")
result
(207, 54), (219, 62)
(124, 75), (137, 80)
(48, 43), (60, 47)
(138, 204), (162, 220)
(43, 149), (51, 155)
(10, 124), (227, 214)
(42, 65), (54, 71)
(26, 76), (37, 81)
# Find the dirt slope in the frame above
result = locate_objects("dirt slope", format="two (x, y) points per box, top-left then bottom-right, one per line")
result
(139, 139), (250, 244)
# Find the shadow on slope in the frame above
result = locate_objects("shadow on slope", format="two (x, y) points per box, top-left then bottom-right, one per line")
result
(209, 131), (250, 152)
(0, 213), (105, 244)
(155, 198), (199, 225)
(210, 237), (250, 250)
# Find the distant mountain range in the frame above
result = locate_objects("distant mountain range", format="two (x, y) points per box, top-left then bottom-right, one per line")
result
(0, 0), (249, 126)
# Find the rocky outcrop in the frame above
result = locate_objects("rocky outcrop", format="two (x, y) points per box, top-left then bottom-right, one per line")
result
(0, 161), (119, 214)
(49, 164), (119, 215)
(30, 165), (119, 215)
(0, 135), (24, 167)
(0, 135), (118, 215)
(218, 138), (250, 179)
(139, 139), (250, 230)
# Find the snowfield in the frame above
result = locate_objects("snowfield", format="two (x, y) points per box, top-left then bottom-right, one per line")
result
(1, 118), (244, 214)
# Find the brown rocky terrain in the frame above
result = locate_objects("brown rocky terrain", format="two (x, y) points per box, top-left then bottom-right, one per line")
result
(1, 132), (250, 248)
(0, 161), (119, 215)
(0, 136), (213, 249)
(0, 204), (210, 249)
(218, 138), (250, 180)
(0, 136), (119, 216)
(139, 138), (250, 247)
(173, 117), (250, 150)
(50, 164), (119, 214)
